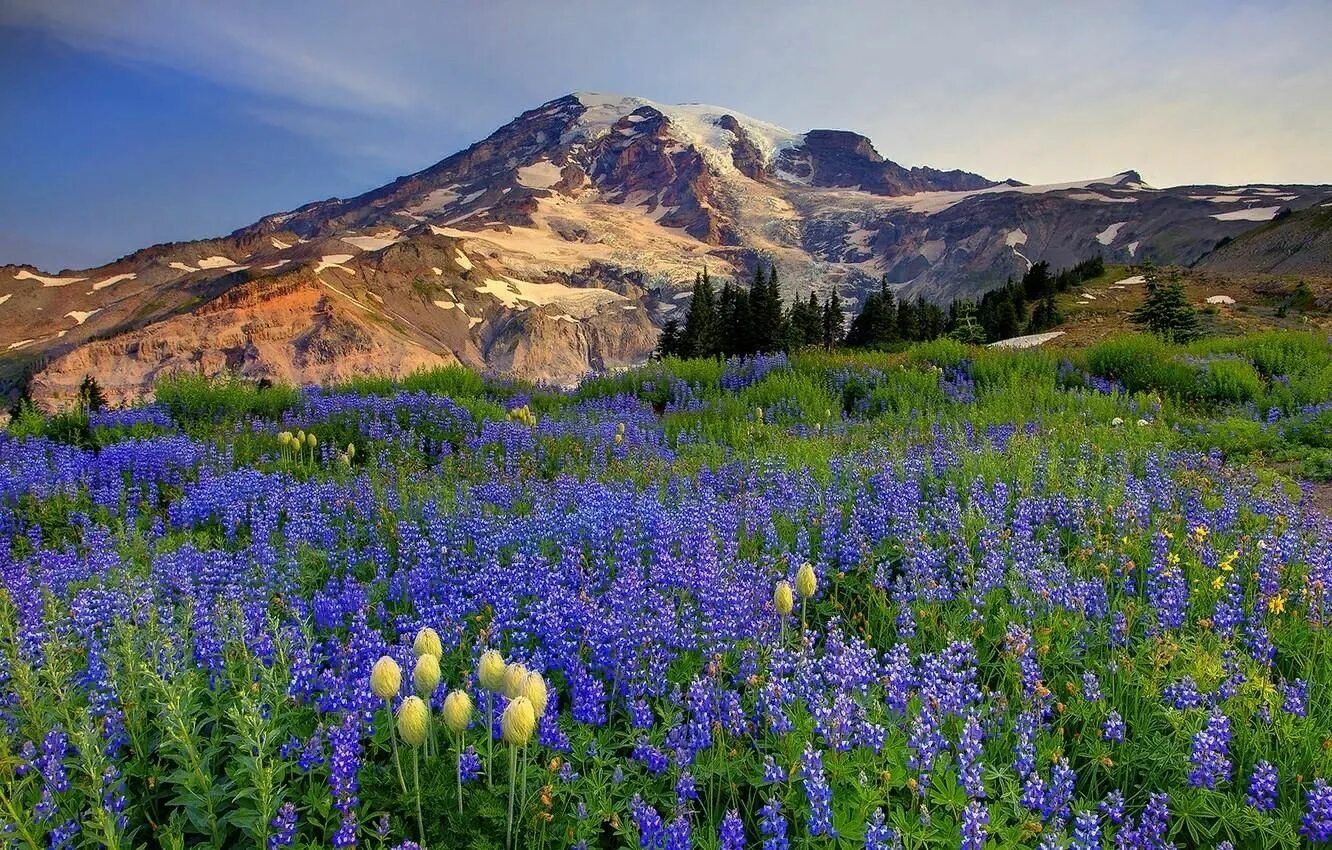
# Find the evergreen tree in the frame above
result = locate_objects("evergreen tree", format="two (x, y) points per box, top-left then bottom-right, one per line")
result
(1026, 294), (1061, 334)
(77, 375), (107, 413)
(846, 276), (898, 348)
(822, 291), (845, 349)
(747, 264), (787, 353)
(1129, 262), (1202, 342)
(948, 301), (988, 344)
(656, 318), (683, 358)
(681, 270), (721, 357)
(896, 298), (919, 342)
(789, 291), (823, 347)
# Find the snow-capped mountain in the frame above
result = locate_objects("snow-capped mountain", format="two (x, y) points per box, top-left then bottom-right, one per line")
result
(4, 92), (1330, 406)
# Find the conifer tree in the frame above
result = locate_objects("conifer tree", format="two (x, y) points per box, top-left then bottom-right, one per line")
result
(656, 318), (683, 358)
(822, 291), (845, 349)
(681, 270), (721, 357)
(77, 375), (107, 413)
(1129, 262), (1202, 342)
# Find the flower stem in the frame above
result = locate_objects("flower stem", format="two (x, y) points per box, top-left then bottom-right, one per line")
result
(507, 745), (517, 850)
(388, 699), (407, 794)
(413, 748), (426, 850)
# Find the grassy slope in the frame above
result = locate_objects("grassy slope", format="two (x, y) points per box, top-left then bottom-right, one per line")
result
(1049, 263), (1331, 346)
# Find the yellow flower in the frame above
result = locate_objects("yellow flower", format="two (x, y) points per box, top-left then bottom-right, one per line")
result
(501, 696), (536, 745)
(774, 581), (794, 616)
(396, 696), (430, 748)
(503, 662), (529, 699)
(519, 671), (549, 717)
(1211, 576), (1225, 592)
(795, 563), (817, 599)
(413, 653), (441, 697)
(1268, 593), (1287, 615)
(369, 655), (401, 699)
(443, 690), (473, 734)
(1193, 525), (1208, 541)
(477, 649), (506, 692)
(413, 627), (443, 659)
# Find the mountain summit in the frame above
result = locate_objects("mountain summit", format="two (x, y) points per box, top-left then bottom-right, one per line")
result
(4, 93), (1330, 406)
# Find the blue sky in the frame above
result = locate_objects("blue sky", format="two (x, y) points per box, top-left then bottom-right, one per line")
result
(3, 0), (1330, 271)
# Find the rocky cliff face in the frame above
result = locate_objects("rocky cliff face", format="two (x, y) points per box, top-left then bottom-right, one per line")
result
(4, 92), (1331, 407)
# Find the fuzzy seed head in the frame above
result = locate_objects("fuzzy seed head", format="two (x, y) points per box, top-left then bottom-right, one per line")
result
(502, 696), (536, 745)
(443, 689), (473, 733)
(413, 653), (442, 697)
(774, 580), (794, 616)
(413, 627), (443, 659)
(477, 649), (506, 691)
(370, 655), (402, 699)
(519, 671), (549, 718)
(795, 562), (817, 599)
(503, 662), (529, 699)
(396, 696), (430, 748)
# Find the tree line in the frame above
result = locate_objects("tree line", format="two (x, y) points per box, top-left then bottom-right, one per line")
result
(656, 266), (844, 358)
(658, 256), (1108, 358)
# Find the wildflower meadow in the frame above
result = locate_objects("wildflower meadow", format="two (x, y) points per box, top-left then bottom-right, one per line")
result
(1, 331), (1331, 850)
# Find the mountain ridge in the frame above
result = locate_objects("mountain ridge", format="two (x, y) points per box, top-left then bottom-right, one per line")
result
(4, 92), (1331, 407)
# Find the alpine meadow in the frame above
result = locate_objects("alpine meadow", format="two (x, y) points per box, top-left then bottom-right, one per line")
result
(2, 3), (1332, 850)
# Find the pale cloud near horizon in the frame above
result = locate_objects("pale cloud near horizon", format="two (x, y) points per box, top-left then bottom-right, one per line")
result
(4, 0), (1331, 186)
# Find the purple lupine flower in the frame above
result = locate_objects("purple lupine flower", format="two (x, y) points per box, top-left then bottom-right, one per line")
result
(664, 815), (691, 850)
(956, 712), (986, 799)
(1103, 710), (1125, 743)
(269, 802), (298, 849)
(719, 810), (745, 850)
(1246, 761), (1277, 812)
(1281, 679), (1309, 717)
(864, 807), (897, 850)
(1188, 709), (1232, 789)
(1303, 779), (1332, 843)
(961, 801), (988, 850)
(459, 746), (481, 783)
(1071, 809), (1101, 850)
(800, 745), (836, 837)
(760, 796), (788, 850)
(630, 795), (664, 849)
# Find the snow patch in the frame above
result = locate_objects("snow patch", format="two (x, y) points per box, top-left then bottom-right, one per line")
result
(476, 275), (625, 318)
(454, 251), (473, 271)
(1005, 229), (1028, 248)
(516, 161), (564, 190)
(169, 262), (198, 273)
(1206, 295), (1236, 305)
(0, 294), (11, 306)
(342, 231), (400, 252)
(64, 309), (100, 325)
(989, 331), (1065, 350)
(1095, 222), (1126, 246)
(261, 260), (291, 270)
(1114, 275), (1146, 286)
(270, 237), (292, 250)
(1211, 206), (1282, 222)
(313, 255), (356, 275)
(14, 270), (86, 287)
(92, 273), (136, 291)
(432, 267), (443, 276)
(1125, 241), (1140, 257)
(7, 339), (34, 350)
(1067, 192), (1138, 204)
(570, 92), (805, 176)
(196, 256), (235, 269)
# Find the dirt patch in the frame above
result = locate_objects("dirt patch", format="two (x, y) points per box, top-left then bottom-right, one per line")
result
(1308, 480), (1332, 517)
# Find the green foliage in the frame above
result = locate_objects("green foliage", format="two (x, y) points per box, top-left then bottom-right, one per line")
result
(156, 373), (300, 425)
(1130, 262), (1204, 342)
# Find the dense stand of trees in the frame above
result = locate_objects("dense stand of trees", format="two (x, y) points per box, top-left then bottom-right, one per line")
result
(658, 256), (1107, 358)
(657, 265), (846, 358)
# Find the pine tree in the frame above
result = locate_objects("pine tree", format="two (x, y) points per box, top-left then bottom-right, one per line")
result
(656, 318), (683, 358)
(949, 301), (987, 344)
(822, 291), (845, 349)
(681, 270), (721, 357)
(896, 298), (919, 341)
(1129, 262), (1202, 342)
(77, 375), (107, 413)
(789, 291), (823, 347)
(1026, 294), (1061, 334)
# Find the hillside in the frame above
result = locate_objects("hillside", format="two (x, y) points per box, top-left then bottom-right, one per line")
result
(3, 92), (1331, 407)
